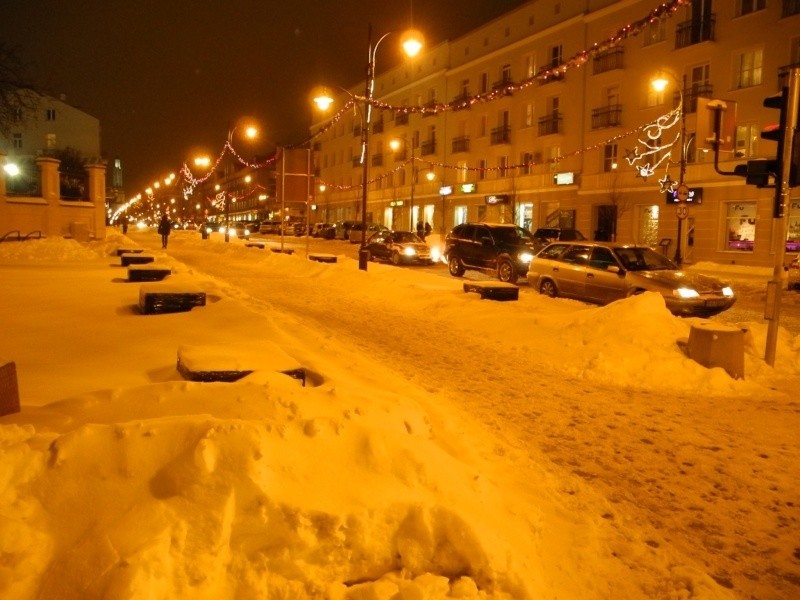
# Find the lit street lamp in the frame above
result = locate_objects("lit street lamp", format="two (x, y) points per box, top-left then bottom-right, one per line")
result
(315, 25), (423, 271)
(651, 72), (688, 266)
(223, 123), (258, 242)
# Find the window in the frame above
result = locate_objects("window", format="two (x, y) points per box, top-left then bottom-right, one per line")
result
(545, 146), (561, 173)
(603, 144), (618, 172)
(46, 108), (56, 121)
(643, 19), (666, 46)
(478, 115), (487, 137)
(480, 72), (489, 94)
(735, 124), (758, 158)
(12, 133), (22, 149)
(725, 202), (757, 251)
(478, 159), (487, 180)
(521, 152), (534, 175)
(457, 161), (468, 183)
(523, 103), (534, 127)
(498, 155), (509, 177)
(786, 201), (800, 252)
(501, 64), (512, 83)
(736, 49), (763, 88)
(524, 54), (536, 79)
(736, 0), (765, 16)
(549, 45), (562, 68)
(45, 133), (56, 149)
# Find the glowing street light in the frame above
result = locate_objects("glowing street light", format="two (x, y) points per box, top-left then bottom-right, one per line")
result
(315, 25), (423, 271)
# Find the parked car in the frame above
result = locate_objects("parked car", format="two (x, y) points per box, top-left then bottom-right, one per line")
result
(444, 223), (537, 284)
(311, 223), (331, 237)
(366, 230), (435, 265)
(528, 241), (736, 317)
(229, 222), (250, 239)
(332, 220), (359, 240)
(349, 222), (389, 244)
(788, 255), (800, 290)
(532, 227), (587, 252)
(259, 221), (282, 235)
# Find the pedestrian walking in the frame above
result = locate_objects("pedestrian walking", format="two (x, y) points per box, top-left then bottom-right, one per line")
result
(157, 214), (171, 249)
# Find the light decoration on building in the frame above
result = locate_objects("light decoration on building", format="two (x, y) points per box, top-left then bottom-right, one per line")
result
(624, 108), (682, 189)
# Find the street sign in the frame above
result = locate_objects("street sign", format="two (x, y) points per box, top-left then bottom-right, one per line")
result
(676, 184), (690, 202)
(676, 204), (689, 220)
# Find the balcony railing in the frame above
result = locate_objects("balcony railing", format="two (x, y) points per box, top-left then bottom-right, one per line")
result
(783, 0), (800, 17)
(353, 124), (362, 138)
(538, 113), (562, 136)
(490, 126), (511, 145)
(371, 154), (383, 167)
(452, 136), (470, 153)
(422, 100), (437, 118)
(592, 47), (624, 74)
(395, 112), (409, 125)
(420, 139), (437, 155)
(538, 66), (564, 85)
(450, 92), (471, 110)
(591, 104), (623, 129)
(674, 82), (714, 114)
(372, 119), (384, 134)
(491, 77), (514, 95)
(352, 156), (362, 168)
(675, 14), (715, 49)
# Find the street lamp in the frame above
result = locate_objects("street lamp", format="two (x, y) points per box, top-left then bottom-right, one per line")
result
(314, 24), (423, 271)
(223, 123), (258, 242)
(651, 72), (688, 266)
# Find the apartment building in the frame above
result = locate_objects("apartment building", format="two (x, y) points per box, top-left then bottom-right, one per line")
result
(311, 0), (800, 268)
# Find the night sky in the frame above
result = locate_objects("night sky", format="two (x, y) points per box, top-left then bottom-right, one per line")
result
(0, 1), (528, 196)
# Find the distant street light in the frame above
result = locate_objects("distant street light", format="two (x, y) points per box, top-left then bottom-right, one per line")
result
(314, 24), (423, 271)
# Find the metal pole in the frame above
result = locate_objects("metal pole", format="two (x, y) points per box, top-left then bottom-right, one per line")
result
(225, 127), (233, 242)
(279, 147), (286, 252)
(674, 75), (687, 266)
(306, 147), (311, 258)
(409, 142), (415, 231)
(765, 67), (800, 366)
(358, 24), (373, 271)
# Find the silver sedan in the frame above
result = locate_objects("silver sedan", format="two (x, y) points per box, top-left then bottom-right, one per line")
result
(528, 241), (736, 317)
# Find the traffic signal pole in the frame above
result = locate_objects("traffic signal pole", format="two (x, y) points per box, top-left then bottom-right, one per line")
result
(765, 67), (800, 366)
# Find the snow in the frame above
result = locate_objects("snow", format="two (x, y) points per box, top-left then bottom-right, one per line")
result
(0, 231), (798, 599)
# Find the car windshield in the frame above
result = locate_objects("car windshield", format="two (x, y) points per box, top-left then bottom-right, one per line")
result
(491, 227), (533, 244)
(391, 232), (422, 243)
(613, 247), (677, 271)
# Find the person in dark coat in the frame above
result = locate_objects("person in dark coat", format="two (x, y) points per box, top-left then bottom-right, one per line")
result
(157, 214), (171, 248)
(424, 221), (432, 239)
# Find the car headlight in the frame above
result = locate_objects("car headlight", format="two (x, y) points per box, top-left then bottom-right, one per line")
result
(430, 247), (442, 262)
(403, 247), (417, 257)
(674, 287), (700, 299)
(722, 286), (734, 297)
(519, 252), (533, 264)
(244, 229), (250, 236)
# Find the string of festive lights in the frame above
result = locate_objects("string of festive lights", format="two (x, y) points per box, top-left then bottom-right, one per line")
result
(129, 0), (690, 213)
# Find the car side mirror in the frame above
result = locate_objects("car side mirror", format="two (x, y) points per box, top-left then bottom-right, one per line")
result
(607, 265), (621, 274)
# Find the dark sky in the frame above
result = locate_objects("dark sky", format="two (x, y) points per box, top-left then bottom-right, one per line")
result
(0, 0), (528, 195)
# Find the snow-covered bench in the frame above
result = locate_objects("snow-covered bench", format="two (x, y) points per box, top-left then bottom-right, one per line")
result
(138, 283), (206, 315)
(121, 253), (155, 267)
(463, 281), (519, 301)
(176, 342), (306, 385)
(128, 265), (171, 282)
(309, 253), (337, 263)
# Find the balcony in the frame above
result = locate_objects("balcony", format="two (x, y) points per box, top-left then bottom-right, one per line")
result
(371, 154), (383, 167)
(452, 136), (470, 153)
(591, 104), (623, 129)
(353, 124), (362, 138)
(422, 100), (437, 118)
(450, 92), (471, 111)
(675, 14), (715, 49)
(783, 0), (800, 17)
(490, 126), (511, 145)
(491, 77), (514, 96)
(352, 156), (362, 168)
(592, 47), (624, 75)
(395, 112), (409, 125)
(538, 113), (562, 136)
(372, 119), (384, 134)
(674, 82), (714, 113)
(420, 139), (437, 156)
(538, 66), (564, 85)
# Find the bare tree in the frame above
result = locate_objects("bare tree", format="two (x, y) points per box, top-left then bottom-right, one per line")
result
(0, 43), (40, 139)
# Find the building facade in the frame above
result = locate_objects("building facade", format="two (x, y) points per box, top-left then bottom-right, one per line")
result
(311, 0), (800, 267)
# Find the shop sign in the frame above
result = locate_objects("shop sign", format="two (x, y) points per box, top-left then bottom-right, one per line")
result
(485, 194), (510, 205)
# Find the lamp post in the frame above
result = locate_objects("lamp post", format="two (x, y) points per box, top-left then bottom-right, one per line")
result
(314, 25), (422, 271)
(390, 137), (417, 231)
(652, 73), (688, 266)
(223, 123), (258, 242)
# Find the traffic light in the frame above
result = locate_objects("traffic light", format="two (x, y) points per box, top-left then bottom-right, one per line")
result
(760, 88), (800, 216)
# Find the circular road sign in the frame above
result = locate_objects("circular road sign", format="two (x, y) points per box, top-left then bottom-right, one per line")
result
(676, 204), (689, 220)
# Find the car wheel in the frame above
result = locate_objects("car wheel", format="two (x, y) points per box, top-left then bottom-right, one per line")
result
(497, 259), (518, 284)
(448, 255), (465, 277)
(391, 251), (402, 266)
(539, 279), (558, 297)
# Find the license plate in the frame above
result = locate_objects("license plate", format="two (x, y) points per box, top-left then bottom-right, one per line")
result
(705, 298), (726, 307)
